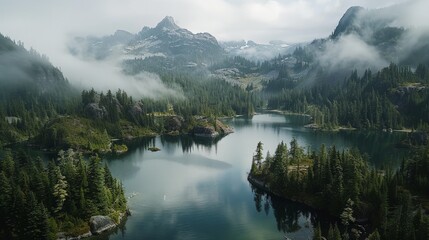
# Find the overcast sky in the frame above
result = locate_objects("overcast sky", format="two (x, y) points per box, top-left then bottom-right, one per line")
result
(0, 0), (415, 95)
(0, 0), (408, 46)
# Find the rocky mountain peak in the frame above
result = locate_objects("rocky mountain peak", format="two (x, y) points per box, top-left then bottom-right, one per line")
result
(155, 16), (180, 30)
(113, 30), (133, 38)
(332, 6), (365, 38)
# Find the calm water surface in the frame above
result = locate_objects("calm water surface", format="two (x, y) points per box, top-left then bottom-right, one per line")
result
(100, 113), (406, 240)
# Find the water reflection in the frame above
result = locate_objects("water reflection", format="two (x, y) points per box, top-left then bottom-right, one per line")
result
(227, 114), (408, 168)
(250, 185), (337, 240)
(103, 113), (407, 240)
(160, 135), (226, 153)
(121, 134), (228, 154)
(151, 154), (232, 169)
(227, 114), (310, 129)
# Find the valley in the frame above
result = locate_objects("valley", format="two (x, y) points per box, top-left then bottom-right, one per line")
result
(0, 1), (429, 239)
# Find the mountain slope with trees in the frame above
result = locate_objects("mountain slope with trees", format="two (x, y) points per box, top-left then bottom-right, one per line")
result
(0, 33), (78, 146)
(0, 149), (127, 239)
(267, 64), (429, 130)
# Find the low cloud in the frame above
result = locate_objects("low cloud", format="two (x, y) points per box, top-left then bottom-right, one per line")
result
(0, 47), (56, 86)
(0, 0), (419, 93)
(0, 51), (33, 83)
(60, 52), (183, 99)
(315, 0), (429, 75)
(318, 34), (388, 73)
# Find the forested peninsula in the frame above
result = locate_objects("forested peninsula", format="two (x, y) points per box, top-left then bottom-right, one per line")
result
(249, 140), (429, 240)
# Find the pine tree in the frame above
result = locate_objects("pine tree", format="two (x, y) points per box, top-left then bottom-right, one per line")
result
(0, 150), (14, 177)
(88, 155), (107, 214)
(79, 187), (86, 210)
(52, 166), (68, 214)
(328, 223), (335, 240)
(340, 199), (355, 231)
(313, 222), (322, 240)
(0, 171), (12, 238)
(368, 229), (381, 240)
(20, 192), (48, 240)
(271, 142), (288, 190)
(104, 163), (114, 189)
(33, 203), (49, 240)
(333, 223), (342, 240)
(255, 142), (263, 170)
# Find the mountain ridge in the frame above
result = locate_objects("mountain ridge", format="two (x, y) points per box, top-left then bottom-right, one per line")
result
(69, 16), (224, 64)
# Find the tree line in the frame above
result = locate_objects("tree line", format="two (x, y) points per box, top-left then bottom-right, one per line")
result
(267, 63), (429, 130)
(249, 140), (429, 239)
(0, 148), (126, 239)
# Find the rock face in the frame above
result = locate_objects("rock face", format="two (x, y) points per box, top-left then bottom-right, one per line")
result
(70, 16), (224, 64)
(332, 6), (364, 38)
(215, 119), (234, 135)
(84, 103), (107, 119)
(57, 231), (92, 240)
(191, 118), (233, 138)
(89, 215), (116, 235)
(193, 125), (219, 138)
(128, 102), (144, 117)
(164, 115), (184, 132)
(129, 16), (223, 62)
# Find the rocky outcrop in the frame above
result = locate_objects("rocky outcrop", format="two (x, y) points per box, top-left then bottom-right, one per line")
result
(89, 215), (116, 235)
(84, 103), (107, 119)
(193, 125), (219, 138)
(191, 118), (233, 138)
(215, 119), (234, 135)
(128, 102), (144, 118)
(164, 115), (184, 132)
(56, 211), (130, 239)
(57, 231), (92, 240)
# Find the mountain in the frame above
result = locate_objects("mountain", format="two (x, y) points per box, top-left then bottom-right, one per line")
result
(331, 6), (365, 38)
(267, 3), (429, 90)
(0, 33), (69, 94)
(69, 16), (224, 65)
(0, 33), (75, 145)
(220, 40), (303, 62)
(328, 3), (429, 66)
(129, 16), (223, 62)
(70, 30), (134, 60)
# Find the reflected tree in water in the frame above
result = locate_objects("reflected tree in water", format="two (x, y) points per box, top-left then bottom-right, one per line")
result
(250, 185), (317, 234)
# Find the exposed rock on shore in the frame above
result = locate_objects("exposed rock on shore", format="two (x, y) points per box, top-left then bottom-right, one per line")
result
(89, 215), (116, 235)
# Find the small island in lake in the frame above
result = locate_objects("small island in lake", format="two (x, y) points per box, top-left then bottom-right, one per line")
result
(148, 146), (161, 152)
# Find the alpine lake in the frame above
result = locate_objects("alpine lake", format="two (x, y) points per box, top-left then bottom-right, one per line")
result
(90, 113), (408, 240)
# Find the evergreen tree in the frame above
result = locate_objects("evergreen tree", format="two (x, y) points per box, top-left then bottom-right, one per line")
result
(255, 141), (263, 170)
(333, 223), (342, 240)
(367, 229), (381, 240)
(0, 146), (127, 237)
(327, 223), (335, 240)
(0, 171), (12, 238)
(52, 166), (68, 214)
(88, 155), (107, 214)
(313, 222), (322, 240)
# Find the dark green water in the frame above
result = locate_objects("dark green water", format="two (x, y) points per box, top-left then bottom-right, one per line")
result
(100, 113), (407, 240)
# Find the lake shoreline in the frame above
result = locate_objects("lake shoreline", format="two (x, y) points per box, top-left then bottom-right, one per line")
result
(248, 173), (373, 226)
(264, 109), (416, 134)
(247, 175), (328, 214)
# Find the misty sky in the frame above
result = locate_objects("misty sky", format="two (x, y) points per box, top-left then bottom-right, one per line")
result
(0, 0), (412, 96)
(0, 0), (408, 46)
